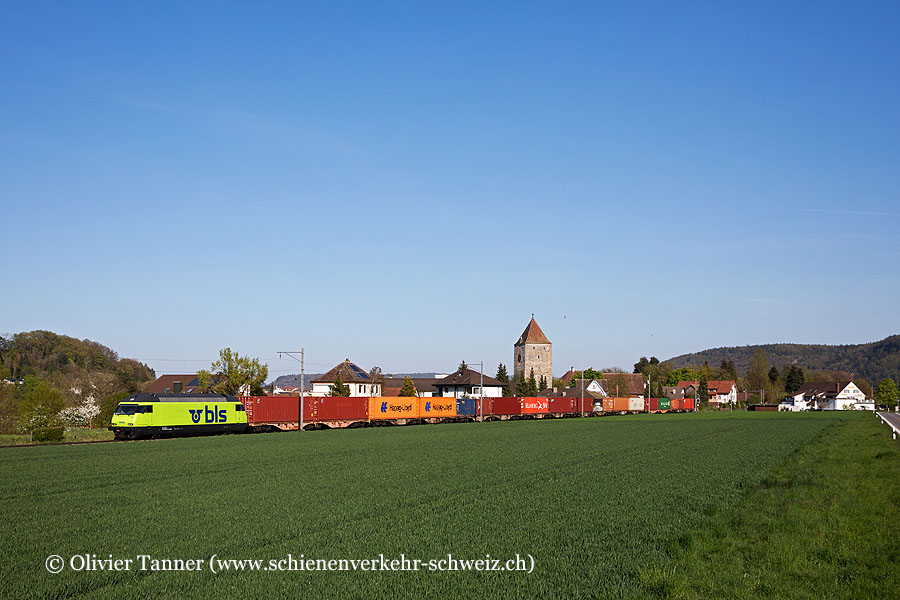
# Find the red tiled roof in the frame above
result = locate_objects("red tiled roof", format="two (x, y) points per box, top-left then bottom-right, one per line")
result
(516, 317), (551, 345)
(676, 380), (736, 395)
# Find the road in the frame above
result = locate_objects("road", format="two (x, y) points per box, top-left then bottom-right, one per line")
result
(877, 412), (900, 439)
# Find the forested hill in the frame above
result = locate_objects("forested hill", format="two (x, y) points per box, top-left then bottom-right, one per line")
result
(0, 330), (155, 391)
(666, 335), (900, 384)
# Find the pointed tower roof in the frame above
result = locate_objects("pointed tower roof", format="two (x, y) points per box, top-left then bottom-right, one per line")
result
(516, 316), (551, 345)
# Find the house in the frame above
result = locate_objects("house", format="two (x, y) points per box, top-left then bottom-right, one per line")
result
(676, 380), (737, 406)
(143, 374), (204, 394)
(557, 371), (646, 398)
(311, 359), (382, 397)
(381, 376), (443, 398)
(433, 367), (504, 398)
(785, 381), (873, 411)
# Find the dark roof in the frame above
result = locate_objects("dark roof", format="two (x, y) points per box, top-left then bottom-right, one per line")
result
(601, 373), (645, 396)
(558, 368), (577, 387)
(676, 380), (736, 395)
(125, 392), (237, 403)
(312, 359), (371, 384)
(143, 375), (203, 394)
(434, 368), (503, 387)
(793, 381), (852, 398)
(381, 377), (441, 395)
(538, 388), (604, 399)
(516, 317), (551, 345)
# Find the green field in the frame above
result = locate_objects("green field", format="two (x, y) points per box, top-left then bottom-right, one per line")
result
(1, 412), (896, 599)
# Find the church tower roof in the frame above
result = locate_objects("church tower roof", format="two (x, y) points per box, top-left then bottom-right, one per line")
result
(516, 316), (551, 345)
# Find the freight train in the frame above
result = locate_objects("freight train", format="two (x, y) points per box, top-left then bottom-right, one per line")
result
(110, 392), (695, 439)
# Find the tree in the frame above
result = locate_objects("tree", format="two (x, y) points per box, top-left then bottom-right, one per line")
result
(605, 373), (632, 398)
(719, 359), (737, 380)
(328, 374), (351, 397)
(699, 372), (709, 408)
(97, 391), (130, 429)
(19, 376), (64, 430)
(458, 360), (468, 372)
(526, 368), (538, 396)
(784, 365), (805, 394)
(398, 376), (417, 397)
(633, 356), (660, 374)
(570, 367), (604, 387)
(496, 363), (511, 396)
(874, 378), (898, 407)
(666, 366), (702, 386)
(538, 375), (547, 390)
(513, 374), (529, 396)
(367, 366), (383, 396)
(768, 367), (779, 385)
(198, 348), (268, 396)
(746, 349), (772, 401)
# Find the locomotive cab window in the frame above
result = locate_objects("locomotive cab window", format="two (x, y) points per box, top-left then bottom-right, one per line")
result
(235, 404), (245, 411)
(114, 404), (140, 415)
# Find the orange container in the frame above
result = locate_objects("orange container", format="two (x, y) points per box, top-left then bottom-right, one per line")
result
(369, 397), (419, 420)
(419, 397), (457, 418)
(613, 397), (630, 412)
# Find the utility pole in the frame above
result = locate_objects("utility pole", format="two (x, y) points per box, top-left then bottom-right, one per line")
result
(465, 360), (484, 422)
(278, 349), (305, 432)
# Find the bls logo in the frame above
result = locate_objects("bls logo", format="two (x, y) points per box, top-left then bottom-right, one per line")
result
(380, 402), (387, 413)
(189, 405), (227, 424)
(425, 402), (431, 412)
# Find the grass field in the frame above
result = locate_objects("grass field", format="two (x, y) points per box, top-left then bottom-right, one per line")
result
(0, 427), (114, 446)
(1, 412), (896, 599)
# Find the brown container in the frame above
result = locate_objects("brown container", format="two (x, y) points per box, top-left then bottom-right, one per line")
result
(645, 398), (659, 412)
(613, 397), (630, 412)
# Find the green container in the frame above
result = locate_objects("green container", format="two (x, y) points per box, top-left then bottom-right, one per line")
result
(658, 398), (671, 411)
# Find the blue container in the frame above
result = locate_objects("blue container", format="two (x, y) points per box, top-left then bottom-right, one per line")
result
(456, 398), (476, 416)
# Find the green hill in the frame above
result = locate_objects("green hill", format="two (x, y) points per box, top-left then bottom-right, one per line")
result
(666, 335), (900, 384)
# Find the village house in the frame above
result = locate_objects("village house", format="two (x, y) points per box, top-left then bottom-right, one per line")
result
(433, 367), (504, 399)
(311, 359), (382, 397)
(782, 381), (873, 411)
(676, 380), (737, 407)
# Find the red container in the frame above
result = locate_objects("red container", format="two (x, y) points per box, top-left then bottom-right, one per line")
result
(476, 398), (493, 417)
(521, 397), (549, 414)
(492, 397), (523, 415)
(645, 398), (659, 412)
(240, 396), (315, 426)
(314, 396), (368, 422)
(671, 398), (682, 411)
(682, 397), (695, 411)
(549, 397), (575, 414)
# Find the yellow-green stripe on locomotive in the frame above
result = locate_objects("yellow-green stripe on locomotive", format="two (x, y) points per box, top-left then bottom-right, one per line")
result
(109, 393), (249, 440)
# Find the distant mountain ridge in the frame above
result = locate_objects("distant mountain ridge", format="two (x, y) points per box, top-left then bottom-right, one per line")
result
(666, 335), (900, 384)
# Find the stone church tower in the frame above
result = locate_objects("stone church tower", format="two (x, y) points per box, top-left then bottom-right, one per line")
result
(514, 316), (552, 388)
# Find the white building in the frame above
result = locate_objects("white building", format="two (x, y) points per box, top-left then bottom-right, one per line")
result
(433, 367), (504, 399)
(785, 381), (873, 411)
(311, 359), (382, 397)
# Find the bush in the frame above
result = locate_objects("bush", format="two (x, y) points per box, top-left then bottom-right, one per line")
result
(32, 426), (65, 442)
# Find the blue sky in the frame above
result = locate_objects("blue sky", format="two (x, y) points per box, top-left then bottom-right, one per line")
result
(2, 1), (898, 380)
